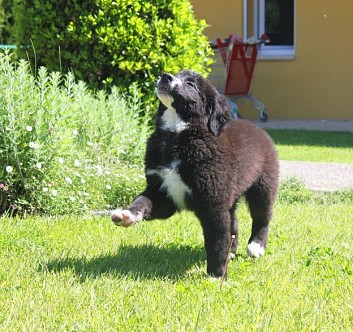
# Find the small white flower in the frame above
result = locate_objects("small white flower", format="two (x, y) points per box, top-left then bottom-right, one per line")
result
(70, 196), (76, 202)
(42, 187), (49, 192)
(81, 178), (86, 184)
(74, 160), (80, 167)
(29, 142), (39, 149)
(106, 185), (112, 190)
(58, 158), (64, 164)
(72, 129), (78, 136)
(6, 166), (13, 173)
(26, 125), (33, 132)
(36, 162), (42, 169)
(65, 177), (72, 184)
(96, 165), (103, 176)
(51, 189), (58, 196)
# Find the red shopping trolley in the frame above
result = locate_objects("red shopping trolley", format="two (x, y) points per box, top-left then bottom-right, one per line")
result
(212, 34), (270, 122)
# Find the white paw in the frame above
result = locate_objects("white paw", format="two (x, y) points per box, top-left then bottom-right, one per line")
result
(247, 242), (265, 258)
(207, 275), (221, 283)
(111, 209), (142, 227)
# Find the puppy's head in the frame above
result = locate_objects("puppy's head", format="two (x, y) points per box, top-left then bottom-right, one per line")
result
(156, 70), (231, 135)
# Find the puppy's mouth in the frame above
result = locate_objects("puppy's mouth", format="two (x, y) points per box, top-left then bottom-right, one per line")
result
(156, 86), (172, 108)
(156, 85), (170, 96)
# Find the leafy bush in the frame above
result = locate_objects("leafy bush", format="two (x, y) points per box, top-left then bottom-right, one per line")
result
(0, 0), (14, 44)
(0, 51), (148, 215)
(13, 0), (213, 105)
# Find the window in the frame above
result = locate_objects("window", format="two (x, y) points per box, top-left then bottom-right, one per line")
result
(243, 0), (296, 59)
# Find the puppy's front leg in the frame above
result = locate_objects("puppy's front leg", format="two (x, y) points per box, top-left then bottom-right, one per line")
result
(111, 185), (177, 227)
(111, 195), (152, 227)
(111, 209), (143, 227)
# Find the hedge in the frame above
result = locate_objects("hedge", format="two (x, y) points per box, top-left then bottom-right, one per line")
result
(14, 0), (213, 105)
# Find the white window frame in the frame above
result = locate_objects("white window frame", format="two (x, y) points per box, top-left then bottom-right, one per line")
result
(243, 0), (296, 60)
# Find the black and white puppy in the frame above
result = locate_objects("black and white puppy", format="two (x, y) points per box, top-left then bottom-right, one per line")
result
(111, 70), (279, 278)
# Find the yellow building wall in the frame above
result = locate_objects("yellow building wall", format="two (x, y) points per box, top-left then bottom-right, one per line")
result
(191, 0), (242, 40)
(191, 0), (353, 120)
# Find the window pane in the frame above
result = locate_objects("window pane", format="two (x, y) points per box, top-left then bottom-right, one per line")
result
(265, 0), (294, 46)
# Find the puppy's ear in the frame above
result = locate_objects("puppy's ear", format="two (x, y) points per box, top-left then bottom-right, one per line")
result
(207, 96), (231, 135)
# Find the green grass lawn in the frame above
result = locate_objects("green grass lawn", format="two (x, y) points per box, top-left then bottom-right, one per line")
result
(267, 129), (353, 163)
(1, 198), (353, 331)
(1, 129), (353, 331)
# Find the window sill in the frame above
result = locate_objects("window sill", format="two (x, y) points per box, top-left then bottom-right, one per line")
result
(258, 47), (296, 60)
(258, 54), (296, 61)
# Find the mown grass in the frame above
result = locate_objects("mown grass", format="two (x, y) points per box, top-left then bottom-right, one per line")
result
(267, 129), (353, 163)
(1, 186), (353, 331)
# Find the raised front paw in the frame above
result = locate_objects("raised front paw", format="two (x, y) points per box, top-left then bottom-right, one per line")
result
(111, 209), (142, 227)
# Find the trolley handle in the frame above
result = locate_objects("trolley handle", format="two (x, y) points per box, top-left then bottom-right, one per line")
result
(210, 33), (271, 49)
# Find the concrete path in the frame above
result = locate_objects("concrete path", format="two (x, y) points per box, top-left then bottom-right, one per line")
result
(280, 160), (353, 192)
(254, 119), (353, 191)
(255, 119), (353, 132)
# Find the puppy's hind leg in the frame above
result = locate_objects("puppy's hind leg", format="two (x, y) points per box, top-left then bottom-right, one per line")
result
(245, 179), (278, 258)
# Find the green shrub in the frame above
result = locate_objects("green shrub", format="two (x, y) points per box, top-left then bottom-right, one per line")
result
(0, 0), (14, 44)
(0, 51), (148, 215)
(13, 0), (213, 106)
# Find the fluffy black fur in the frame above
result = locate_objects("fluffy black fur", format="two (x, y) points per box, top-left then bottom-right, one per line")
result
(111, 70), (279, 278)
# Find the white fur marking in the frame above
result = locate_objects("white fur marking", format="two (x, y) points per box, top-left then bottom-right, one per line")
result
(146, 161), (191, 209)
(207, 276), (221, 282)
(160, 107), (189, 133)
(247, 242), (265, 258)
(157, 89), (188, 133)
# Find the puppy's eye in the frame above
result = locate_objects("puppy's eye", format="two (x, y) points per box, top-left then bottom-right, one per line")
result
(186, 81), (196, 88)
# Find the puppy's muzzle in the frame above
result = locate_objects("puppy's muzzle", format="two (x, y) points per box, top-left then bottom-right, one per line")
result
(157, 73), (182, 92)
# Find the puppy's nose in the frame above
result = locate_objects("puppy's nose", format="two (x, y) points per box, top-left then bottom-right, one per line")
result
(159, 73), (176, 85)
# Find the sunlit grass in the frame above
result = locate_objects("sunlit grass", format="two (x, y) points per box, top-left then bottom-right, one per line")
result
(1, 190), (353, 331)
(267, 129), (353, 163)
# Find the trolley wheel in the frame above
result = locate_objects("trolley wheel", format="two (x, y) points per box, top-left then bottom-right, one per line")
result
(260, 112), (268, 123)
(233, 111), (242, 120)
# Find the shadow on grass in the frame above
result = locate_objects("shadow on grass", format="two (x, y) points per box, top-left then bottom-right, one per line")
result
(45, 244), (205, 281)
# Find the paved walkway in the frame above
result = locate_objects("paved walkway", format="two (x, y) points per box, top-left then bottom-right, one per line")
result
(255, 120), (353, 191)
(280, 160), (353, 192)
(255, 119), (353, 132)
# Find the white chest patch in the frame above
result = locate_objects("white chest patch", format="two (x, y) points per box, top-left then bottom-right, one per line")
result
(161, 107), (189, 133)
(157, 94), (188, 133)
(146, 161), (191, 209)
